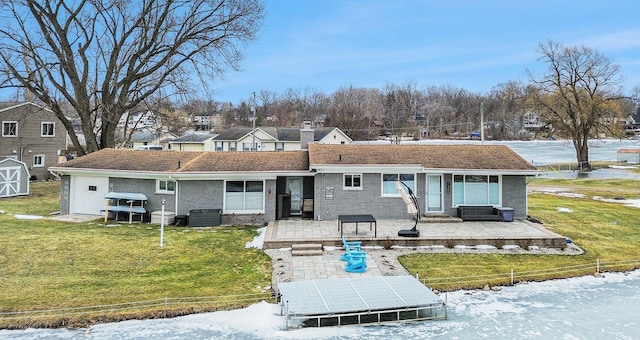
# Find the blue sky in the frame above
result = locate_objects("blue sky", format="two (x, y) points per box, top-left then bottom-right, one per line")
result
(211, 0), (640, 104)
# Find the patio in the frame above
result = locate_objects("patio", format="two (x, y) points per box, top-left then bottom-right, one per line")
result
(264, 218), (567, 249)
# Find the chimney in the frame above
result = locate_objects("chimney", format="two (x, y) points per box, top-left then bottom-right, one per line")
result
(300, 120), (314, 150)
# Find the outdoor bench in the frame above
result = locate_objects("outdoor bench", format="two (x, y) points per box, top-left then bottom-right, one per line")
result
(457, 205), (500, 221)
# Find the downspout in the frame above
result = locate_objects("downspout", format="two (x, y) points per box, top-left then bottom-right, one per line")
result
(169, 175), (178, 214)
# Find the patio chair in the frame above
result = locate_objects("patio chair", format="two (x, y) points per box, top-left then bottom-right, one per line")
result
(341, 235), (363, 261)
(302, 198), (314, 219)
(345, 252), (367, 273)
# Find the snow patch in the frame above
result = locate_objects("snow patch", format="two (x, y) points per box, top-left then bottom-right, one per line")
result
(593, 196), (640, 209)
(502, 245), (520, 250)
(556, 192), (586, 198)
(246, 227), (266, 249)
(14, 214), (43, 220)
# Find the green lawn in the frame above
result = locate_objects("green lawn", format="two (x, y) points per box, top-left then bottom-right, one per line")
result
(0, 182), (272, 328)
(400, 178), (640, 291)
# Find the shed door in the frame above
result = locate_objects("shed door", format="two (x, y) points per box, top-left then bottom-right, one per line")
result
(0, 166), (21, 197)
(71, 176), (109, 215)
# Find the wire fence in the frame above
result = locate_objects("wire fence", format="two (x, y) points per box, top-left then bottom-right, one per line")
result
(419, 258), (640, 289)
(3, 259), (640, 324)
(0, 292), (274, 322)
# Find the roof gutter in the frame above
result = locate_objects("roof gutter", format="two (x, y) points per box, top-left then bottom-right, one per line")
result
(48, 167), (313, 180)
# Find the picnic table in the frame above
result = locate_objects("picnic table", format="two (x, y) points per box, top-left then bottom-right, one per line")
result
(338, 214), (377, 238)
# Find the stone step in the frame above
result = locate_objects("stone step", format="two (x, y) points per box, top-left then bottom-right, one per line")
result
(419, 215), (463, 223)
(291, 243), (323, 256)
(291, 243), (323, 250)
(291, 249), (324, 256)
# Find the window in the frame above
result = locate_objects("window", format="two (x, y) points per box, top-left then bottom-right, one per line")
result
(229, 142), (237, 151)
(275, 142), (284, 151)
(156, 179), (175, 194)
(2, 121), (17, 137)
(225, 180), (264, 212)
(215, 141), (223, 151)
(343, 174), (362, 190)
(41, 122), (55, 137)
(242, 142), (258, 151)
(453, 175), (500, 206)
(33, 155), (44, 167)
(382, 173), (415, 196)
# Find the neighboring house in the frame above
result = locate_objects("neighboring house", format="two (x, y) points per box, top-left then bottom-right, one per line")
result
(617, 148), (640, 164)
(50, 144), (538, 226)
(523, 110), (546, 132)
(0, 102), (67, 180)
(0, 158), (30, 197)
(212, 124), (352, 152)
(192, 112), (223, 131)
(119, 110), (162, 130)
(123, 129), (178, 150)
(621, 114), (640, 136)
(168, 133), (217, 151)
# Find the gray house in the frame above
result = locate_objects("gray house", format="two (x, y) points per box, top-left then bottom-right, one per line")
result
(0, 102), (67, 180)
(49, 144), (538, 225)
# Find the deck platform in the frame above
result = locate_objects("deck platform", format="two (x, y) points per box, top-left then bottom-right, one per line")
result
(278, 275), (447, 329)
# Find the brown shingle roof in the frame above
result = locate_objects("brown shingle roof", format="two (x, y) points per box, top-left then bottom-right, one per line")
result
(57, 148), (309, 172)
(308, 144), (537, 171)
(56, 144), (536, 174)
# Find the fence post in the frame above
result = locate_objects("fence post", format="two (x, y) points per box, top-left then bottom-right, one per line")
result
(511, 269), (514, 285)
(164, 293), (168, 317)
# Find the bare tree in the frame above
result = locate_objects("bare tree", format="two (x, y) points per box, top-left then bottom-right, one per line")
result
(528, 41), (625, 170)
(0, 0), (264, 155)
(488, 81), (527, 139)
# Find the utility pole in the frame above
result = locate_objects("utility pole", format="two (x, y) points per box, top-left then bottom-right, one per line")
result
(480, 101), (485, 142)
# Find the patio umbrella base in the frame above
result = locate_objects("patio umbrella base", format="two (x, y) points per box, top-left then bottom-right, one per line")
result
(398, 229), (420, 237)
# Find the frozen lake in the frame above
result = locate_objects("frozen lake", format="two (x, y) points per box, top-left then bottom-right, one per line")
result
(366, 138), (640, 165)
(4, 270), (639, 339)
(359, 138), (640, 179)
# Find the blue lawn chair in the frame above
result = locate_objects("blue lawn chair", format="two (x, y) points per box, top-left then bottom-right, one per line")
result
(341, 235), (362, 261)
(341, 235), (366, 272)
(345, 252), (367, 273)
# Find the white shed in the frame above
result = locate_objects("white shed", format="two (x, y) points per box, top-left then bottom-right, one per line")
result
(0, 158), (30, 197)
(616, 148), (640, 164)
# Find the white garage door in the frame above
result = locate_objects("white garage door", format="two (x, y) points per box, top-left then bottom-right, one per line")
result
(0, 166), (21, 197)
(71, 176), (109, 215)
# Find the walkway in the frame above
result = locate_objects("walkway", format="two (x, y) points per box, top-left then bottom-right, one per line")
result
(292, 252), (383, 280)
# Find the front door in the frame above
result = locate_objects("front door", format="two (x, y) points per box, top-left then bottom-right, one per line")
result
(426, 175), (443, 213)
(286, 177), (303, 215)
